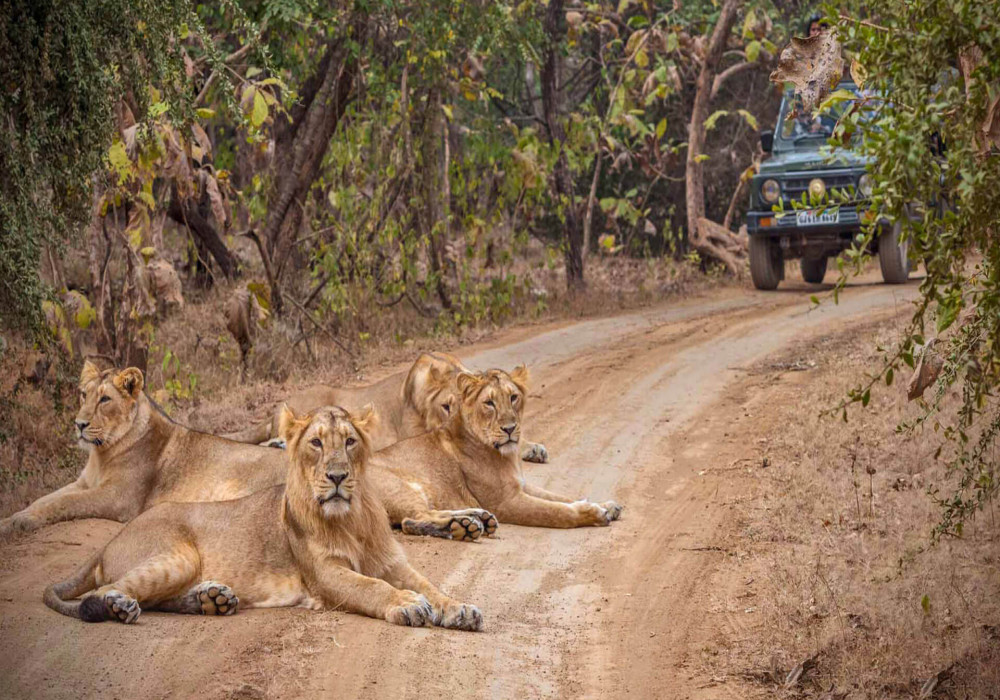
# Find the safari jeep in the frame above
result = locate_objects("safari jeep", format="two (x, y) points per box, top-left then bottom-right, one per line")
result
(744, 80), (910, 290)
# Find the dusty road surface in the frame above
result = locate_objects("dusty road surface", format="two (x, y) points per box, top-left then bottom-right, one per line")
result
(0, 275), (918, 699)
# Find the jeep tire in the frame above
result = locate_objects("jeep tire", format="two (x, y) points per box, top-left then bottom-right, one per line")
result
(750, 235), (783, 290)
(800, 256), (828, 284)
(879, 219), (911, 284)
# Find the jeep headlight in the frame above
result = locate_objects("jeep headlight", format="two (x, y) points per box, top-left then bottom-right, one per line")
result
(858, 173), (873, 197)
(761, 179), (780, 204)
(808, 178), (826, 200)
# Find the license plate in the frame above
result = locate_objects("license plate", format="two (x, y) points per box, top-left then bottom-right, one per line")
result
(796, 209), (839, 225)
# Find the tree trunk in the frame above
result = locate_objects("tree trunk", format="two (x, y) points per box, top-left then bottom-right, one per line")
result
(542, 0), (585, 289)
(167, 188), (239, 280)
(685, 0), (748, 274)
(420, 85), (452, 309)
(262, 25), (363, 313)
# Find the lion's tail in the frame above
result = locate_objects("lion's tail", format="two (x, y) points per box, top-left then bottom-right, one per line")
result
(43, 553), (104, 621)
(222, 417), (273, 445)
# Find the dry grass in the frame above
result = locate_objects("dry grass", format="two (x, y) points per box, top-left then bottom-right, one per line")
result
(714, 315), (1000, 699)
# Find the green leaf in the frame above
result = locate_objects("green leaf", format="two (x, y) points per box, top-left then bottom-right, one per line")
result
(742, 9), (756, 39)
(921, 594), (930, 614)
(442, 104), (453, 121)
(746, 40), (761, 63)
(665, 33), (678, 53)
(861, 388), (871, 407)
(196, 108), (216, 120)
(107, 141), (132, 184)
(251, 90), (268, 128)
(704, 110), (728, 130)
(635, 48), (649, 68)
(694, 154), (710, 163)
(886, 367), (894, 386)
(737, 109), (758, 131)
(656, 118), (667, 140)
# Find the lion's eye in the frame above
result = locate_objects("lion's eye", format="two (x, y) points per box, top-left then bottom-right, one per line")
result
(510, 394), (519, 404)
(484, 400), (495, 409)
(310, 438), (323, 448)
(345, 437), (357, 447)
(98, 395), (111, 404)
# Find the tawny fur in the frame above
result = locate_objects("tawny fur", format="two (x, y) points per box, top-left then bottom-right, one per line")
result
(223, 351), (549, 462)
(43, 406), (482, 630)
(369, 367), (623, 540)
(0, 361), (286, 538)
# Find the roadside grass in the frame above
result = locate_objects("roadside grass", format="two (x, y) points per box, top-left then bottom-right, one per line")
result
(717, 314), (1000, 698)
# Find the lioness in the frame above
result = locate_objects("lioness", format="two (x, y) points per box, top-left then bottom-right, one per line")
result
(0, 361), (286, 537)
(44, 405), (482, 630)
(224, 351), (550, 463)
(370, 367), (622, 541)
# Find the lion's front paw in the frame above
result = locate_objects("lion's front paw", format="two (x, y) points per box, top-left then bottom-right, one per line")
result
(439, 602), (483, 631)
(193, 581), (239, 616)
(261, 438), (286, 449)
(602, 501), (623, 522)
(103, 590), (141, 624)
(522, 442), (550, 464)
(386, 592), (434, 627)
(447, 514), (485, 542)
(0, 512), (40, 538)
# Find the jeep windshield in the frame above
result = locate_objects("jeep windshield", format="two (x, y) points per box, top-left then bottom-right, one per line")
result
(776, 83), (863, 147)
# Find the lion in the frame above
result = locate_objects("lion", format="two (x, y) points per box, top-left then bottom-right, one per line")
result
(43, 405), (482, 631)
(223, 351), (550, 464)
(0, 361), (287, 538)
(369, 367), (622, 541)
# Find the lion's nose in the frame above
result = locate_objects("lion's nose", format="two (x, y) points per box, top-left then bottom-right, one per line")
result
(501, 424), (516, 436)
(75, 420), (89, 432)
(326, 470), (348, 486)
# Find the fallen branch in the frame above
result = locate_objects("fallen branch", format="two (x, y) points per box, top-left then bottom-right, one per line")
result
(285, 294), (355, 358)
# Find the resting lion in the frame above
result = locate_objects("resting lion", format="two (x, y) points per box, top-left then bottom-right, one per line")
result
(370, 367), (622, 541)
(44, 405), (482, 631)
(223, 351), (550, 463)
(0, 361), (286, 538)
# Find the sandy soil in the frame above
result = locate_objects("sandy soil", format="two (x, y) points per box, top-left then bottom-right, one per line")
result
(0, 274), (919, 700)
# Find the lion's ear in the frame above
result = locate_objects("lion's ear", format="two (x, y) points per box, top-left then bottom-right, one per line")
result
(278, 404), (305, 445)
(509, 364), (530, 392)
(113, 367), (144, 398)
(352, 403), (378, 442)
(456, 371), (483, 398)
(80, 360), (101, 386)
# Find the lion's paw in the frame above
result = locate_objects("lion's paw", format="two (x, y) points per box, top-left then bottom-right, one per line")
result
(522, 442), (550, 464)
(447, 514), (484, 542)
(602, 501), (623, 522)
(103, 590), (141, 624)
(386, 592), (434, 627)
(439, 602), (483, 631)
(0, 512), (39, 538)
(261, 438), (286, 449)
(193, 581), (239, 616)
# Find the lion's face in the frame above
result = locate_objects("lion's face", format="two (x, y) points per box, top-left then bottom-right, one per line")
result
(456, 367), (528, 456)
(282, 405), (375, 519)
(75, 362), (144, 450)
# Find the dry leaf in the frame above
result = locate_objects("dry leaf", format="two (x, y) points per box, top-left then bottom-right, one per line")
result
(191, 123), (212, 161)
(907, 338), (944, 401)
(146, 259), (184, 312)
(202, 170), (228, 228)
(769, 31), (845, 113)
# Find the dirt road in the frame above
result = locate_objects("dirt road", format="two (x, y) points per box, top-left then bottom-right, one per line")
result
(0, 276), (917, 699)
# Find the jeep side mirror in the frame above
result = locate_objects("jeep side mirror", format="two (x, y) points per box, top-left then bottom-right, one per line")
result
(760, 130), (774, 154)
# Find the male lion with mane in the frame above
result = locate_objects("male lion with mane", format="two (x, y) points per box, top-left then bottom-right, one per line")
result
(223, 351), (550, 463)
(370, 367), (622, 541)
(44, 405), (482, 630)
(0, 361), (286, 537)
